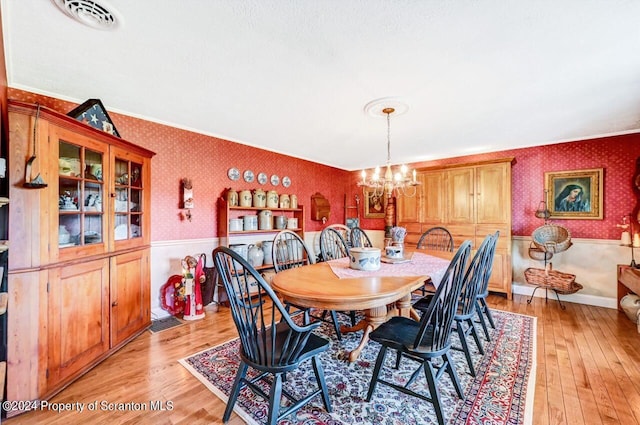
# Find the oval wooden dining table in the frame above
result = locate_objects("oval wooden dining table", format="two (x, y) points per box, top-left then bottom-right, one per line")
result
(271, 250), (450, 362)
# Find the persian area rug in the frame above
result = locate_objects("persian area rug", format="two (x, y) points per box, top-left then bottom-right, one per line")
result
(179, 309), (536, 425)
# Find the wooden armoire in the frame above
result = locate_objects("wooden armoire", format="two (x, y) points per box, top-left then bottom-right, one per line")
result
(397, 158), (513, 299)
(6, 101), (155, 414)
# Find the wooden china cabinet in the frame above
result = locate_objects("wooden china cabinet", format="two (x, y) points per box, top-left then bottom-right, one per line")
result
(397, 158), (513, 299)
(6, 101), (154, 413)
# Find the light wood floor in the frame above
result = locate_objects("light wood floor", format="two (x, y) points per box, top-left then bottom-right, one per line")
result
(5, 294), (640, 425)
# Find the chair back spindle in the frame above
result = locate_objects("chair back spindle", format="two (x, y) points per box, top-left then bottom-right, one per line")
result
(413, 240), (471, 352)
(349, 226), (373, 248)
(272, 230), (315, 273)
(457, 233), (497, 317)
(319, 227), (350, 261)
(416, 226), (454, 252)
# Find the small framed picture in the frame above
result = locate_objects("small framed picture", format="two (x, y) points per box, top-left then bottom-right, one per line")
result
(363, 189), (386, 218)
(67, 98), (120, 137)
(545, 168), (603, 219)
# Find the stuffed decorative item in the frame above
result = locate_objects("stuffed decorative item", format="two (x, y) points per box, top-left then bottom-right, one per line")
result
(160, 275), (185, 316)
(181, 254), (205, 320)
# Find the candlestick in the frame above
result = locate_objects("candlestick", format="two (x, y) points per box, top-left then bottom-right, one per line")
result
(413, 169), (416, 182)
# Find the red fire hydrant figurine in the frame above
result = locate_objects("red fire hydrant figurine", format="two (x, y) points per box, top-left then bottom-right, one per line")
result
(181, 254), (205, 320)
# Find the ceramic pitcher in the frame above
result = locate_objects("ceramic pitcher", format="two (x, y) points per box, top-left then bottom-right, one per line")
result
(239, 190), (252, 207)
(262, 240), (274, 265)
(267, 190), (279, 208)
(247, 244), (264, 267)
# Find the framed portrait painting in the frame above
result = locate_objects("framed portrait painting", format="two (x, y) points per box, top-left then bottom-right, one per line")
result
(545, 168), (603, 219)
(363, 189), (385, 218)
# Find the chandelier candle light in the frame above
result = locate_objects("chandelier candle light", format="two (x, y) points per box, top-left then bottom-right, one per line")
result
(358, 100), (421, 198)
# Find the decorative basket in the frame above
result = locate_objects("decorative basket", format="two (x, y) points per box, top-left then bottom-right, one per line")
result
(528, 241), (553, 261)
(524, 267), (582, 294)
(531, 224), (572, 253)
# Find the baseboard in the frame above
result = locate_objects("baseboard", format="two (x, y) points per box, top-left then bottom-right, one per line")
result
(512, 283), (617, 309)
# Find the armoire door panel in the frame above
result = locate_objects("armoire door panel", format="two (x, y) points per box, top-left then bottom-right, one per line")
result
(475, 163), (510, 224)
(48, 259), (110, 389)
(110, 249), (150, 347)
(447, 168), (475, 224)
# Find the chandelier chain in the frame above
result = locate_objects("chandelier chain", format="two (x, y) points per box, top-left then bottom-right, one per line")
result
(386, 111), (391, 163)
(357, 101), (421, 198)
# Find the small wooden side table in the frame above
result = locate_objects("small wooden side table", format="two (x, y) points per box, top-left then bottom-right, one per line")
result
(617, 264), (640, 311)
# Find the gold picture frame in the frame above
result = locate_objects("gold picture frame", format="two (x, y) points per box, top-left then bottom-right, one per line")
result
(363, 189), (385, 218)
(545, 168), (603, 219)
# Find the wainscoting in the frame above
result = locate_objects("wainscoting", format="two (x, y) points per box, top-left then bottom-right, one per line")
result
(149, 233), (624, 319)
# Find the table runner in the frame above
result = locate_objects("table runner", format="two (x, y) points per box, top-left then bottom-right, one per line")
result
(327, 252), (450, 286)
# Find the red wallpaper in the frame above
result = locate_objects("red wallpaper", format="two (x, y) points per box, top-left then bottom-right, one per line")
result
(9, 89), (640, 241)
(8, 89), (350, 241)
(347, 136), (640, 239)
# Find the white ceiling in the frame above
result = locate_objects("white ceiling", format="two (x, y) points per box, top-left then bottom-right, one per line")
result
(3, 1), (640, 171)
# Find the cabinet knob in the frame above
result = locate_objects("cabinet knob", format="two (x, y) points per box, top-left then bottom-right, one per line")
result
(110, 193), (117, 198)
(112, 300), (118, 307)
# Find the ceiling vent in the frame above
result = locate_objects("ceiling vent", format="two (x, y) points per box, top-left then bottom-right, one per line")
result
(51, 0), (123, 30)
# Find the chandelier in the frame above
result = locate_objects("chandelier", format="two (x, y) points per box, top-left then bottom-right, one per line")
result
(357, 104), (420, 198)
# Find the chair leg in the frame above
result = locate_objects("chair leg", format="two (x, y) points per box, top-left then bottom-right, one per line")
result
(475, 300), (491, 341)
(480, 297), (496, 329)
(223, 361), (249, 423)
(394, 350), (402, 369)
(468, 318), (484, 355)
(311, 356), (332, 413)
(423, 360), (446, 425)
(366, 346), (388, 401)
(456, 321), (476, 377)
(330, 310), (342, 341)
(267, 373), (283, 425)
(443, 351), (464, 399)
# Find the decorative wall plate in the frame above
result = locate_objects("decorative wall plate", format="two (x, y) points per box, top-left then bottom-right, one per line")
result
(227, 167), (240, 181)
(257, 172), (268, 185)
(243, 170), (254, 183)
(282, 176), (291, 187)
(270, 174), (280, 186)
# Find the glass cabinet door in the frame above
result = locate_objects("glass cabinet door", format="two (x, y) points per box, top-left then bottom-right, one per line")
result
(113, 158), (144, 242)
(58, 141), (105, 248)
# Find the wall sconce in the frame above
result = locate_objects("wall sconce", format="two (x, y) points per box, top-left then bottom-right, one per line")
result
(182, 178), (194, 222)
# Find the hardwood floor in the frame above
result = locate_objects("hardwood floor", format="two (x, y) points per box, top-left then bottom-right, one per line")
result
(5, 294), (640, 425)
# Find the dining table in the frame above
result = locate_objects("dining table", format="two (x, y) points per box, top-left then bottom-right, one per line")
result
(271, 249), (452, 362)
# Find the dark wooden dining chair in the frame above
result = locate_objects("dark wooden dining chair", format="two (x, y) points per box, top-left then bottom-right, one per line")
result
(272, 230), (343, 340)
(412, 232), (498, 376)
(327, 224), (351, 247)
(213, 246), (332, 425)
(475, 231), (500, 341)
(365, 240), (471, 425)
(319, 226), (350, 261)
(349, 226), (373, 248)
(414, 226), (455, 295)
(416, 226), (454, 251)
(319, 227), (357, 328)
